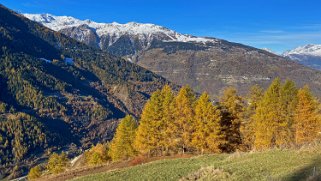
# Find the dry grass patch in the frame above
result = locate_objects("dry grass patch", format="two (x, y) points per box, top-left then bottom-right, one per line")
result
(180, 167), (231, 181)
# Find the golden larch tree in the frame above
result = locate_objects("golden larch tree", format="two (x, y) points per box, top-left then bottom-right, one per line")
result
(220, 87), (244, 152)
(192, 92), (223, 153)
(109, 115), (137, 161)
(242, 85), (263, 150)
(277, 80), (297, 146)
(171, 85), (196, 154)
(254, 78), (282, 149)
(160, 85), (175, 155)
(134, 90), (164, 156)
(294, 86), (321, 145)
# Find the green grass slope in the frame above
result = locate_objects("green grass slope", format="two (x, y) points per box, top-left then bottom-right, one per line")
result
(71, 148), (321, 181)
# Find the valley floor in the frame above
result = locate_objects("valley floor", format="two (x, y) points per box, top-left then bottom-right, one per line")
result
(61, 147), (321, 181)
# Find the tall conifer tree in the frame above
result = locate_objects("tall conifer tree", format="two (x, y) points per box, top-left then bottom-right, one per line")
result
(254, 78), (282, 149)
(109, 115), (137, 161)
(220, 87), (244, 152)
(294, 86), (320, 145)
(134, 90), (163, 156)
(242, 85), (263, 150)
(192, 92), (222, 153)
(277, 80), (298, 146)
(254, 78), (299, 149)
(171, 85), (195, 154)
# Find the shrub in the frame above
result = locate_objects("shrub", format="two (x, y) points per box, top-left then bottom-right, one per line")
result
(47, 152), (69, 174)
(27, 165), (42, 180)
(85, 143), (110, 166)
(0, 102), (7, 113)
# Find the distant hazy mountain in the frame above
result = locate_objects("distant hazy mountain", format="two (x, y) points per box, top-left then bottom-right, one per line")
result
(24, 13), (321, 98)
(283, 44), (321, 71)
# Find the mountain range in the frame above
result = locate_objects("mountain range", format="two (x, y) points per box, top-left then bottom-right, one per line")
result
(24, 13), (321, 97)
(23, 13), (218, 56)
(283, 44), (321, 71)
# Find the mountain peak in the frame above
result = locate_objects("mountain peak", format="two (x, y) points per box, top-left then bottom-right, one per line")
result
(283, 44), (321, 57)
(283, 44), (321, 71)
(23, 13), (218, 46)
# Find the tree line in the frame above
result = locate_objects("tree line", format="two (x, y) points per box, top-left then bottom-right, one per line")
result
(28, 78), (321, 179)
(108, 78), (321, 160)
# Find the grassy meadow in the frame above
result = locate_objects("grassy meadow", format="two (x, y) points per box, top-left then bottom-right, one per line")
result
(70, 147), (321, 181)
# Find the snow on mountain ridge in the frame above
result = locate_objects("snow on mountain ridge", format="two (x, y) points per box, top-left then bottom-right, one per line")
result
(282, 44), (321, 71)
(23, 13), (217, 44)
(283, 44), (321, 57)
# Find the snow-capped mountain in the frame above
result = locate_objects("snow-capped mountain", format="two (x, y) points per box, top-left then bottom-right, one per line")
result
(283, 44), (321, 71)
(24, 13), (218, 54)
(283, 44), (321, 57)
(22, 13), (321, 98)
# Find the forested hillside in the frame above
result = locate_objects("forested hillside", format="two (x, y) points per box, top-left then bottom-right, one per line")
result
(26, 79), (321, 180)
(0, 4), (170, 179)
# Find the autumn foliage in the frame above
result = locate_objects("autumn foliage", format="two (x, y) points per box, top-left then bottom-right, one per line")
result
(109, 115), (137, 161)
(104, 79), (321, 160)
(46, 152), (69, 174)
(85, 143), (110, 165)
(28, 79), (321, 179)
(294, 86), (321, 145)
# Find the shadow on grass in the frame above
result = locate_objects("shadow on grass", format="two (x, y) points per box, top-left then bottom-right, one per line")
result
(284, 156), (321, 181)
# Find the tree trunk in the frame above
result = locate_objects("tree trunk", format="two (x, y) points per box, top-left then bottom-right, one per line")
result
(182, 145), (185, 154)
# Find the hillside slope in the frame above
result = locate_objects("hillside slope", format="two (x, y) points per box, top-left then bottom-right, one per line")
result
(24, 14), (321, 97)
(69, 149), (321, 181)
(0, 4), (170, 178)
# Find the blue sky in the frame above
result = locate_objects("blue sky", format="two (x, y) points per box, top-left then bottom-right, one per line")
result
(1, 0), (321, 53)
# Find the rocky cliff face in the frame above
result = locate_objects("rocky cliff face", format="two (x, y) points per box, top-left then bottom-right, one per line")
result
(60, 24), (100, 48)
